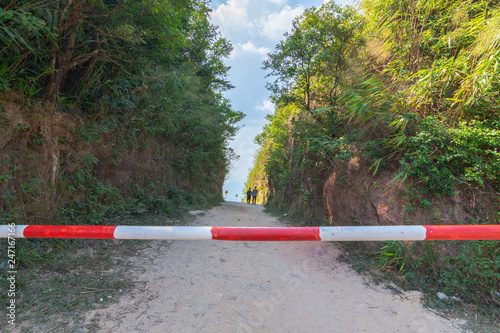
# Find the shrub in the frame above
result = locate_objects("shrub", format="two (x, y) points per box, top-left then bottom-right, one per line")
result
(401, 117), (500, 196)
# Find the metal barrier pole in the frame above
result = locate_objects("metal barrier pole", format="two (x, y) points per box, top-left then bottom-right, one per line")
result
(1, 225), (500, 241)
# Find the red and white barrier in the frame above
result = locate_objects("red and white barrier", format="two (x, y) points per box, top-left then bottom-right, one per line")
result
(1, 225), (500, 241)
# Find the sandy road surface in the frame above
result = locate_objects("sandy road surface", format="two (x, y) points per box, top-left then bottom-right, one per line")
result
(85, 202), (466, 332)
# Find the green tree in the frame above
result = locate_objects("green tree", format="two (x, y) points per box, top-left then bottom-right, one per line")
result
(1, 0), (243, 223)
(263, 1), (363, 114)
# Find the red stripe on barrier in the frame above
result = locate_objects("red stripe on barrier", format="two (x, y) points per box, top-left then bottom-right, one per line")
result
(211, 227), (321, 241)
(23, 225), (117, 239)
(424, 225), (500, 240)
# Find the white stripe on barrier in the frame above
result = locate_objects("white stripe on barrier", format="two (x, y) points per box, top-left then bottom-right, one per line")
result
(319, 226), (427, 241)
(0, 225), (27, 238)
(114, 226), (213, 240)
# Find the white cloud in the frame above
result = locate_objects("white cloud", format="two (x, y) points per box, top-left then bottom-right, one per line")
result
(241, 41), (271, 55)
(229, 41), (271, 59)
(258, 5), (305, 40)
(211, 0), (251, 29)
(211, 1), (305, 43)
(256, 99), (274, 112)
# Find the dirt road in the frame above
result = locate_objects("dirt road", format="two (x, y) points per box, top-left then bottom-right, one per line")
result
(85, 202), (466, 332)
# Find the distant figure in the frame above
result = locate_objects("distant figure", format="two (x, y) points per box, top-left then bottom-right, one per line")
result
(252, 186), (258, 205)
(246, 188), (252, 204)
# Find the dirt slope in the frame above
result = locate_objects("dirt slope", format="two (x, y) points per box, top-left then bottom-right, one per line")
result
(84, 202), (466, 332)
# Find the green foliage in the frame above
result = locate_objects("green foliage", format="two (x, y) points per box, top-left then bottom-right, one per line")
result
(250, 1), (363, 212)
(249, 0), (500, 316)
(376, 241), (409, 273)
(401, 118), (500, 196)
(58, 155), (125, 225)
(0, 159), (47, 225)
(420, 199), (432, 208)
(263, 1), (363, 111)
(376, 240), (500, 315)
(251, 0), (500, 207)
(362, 0), (500, 120)
(1, 0), (243, 224)
(340, 78), (395, 127)
(56, 154), (217, 224)
(0, 4), (55, 93)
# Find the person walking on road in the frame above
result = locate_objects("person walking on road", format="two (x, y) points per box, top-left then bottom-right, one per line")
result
(252, 186), (258, 205)
(246, 188), (252, 204)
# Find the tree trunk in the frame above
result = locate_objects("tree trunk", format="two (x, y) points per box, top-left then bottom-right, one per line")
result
(43, 3), (78, 105)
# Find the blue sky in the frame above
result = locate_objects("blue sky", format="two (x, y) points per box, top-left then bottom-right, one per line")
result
(209, 0), (350, 201)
